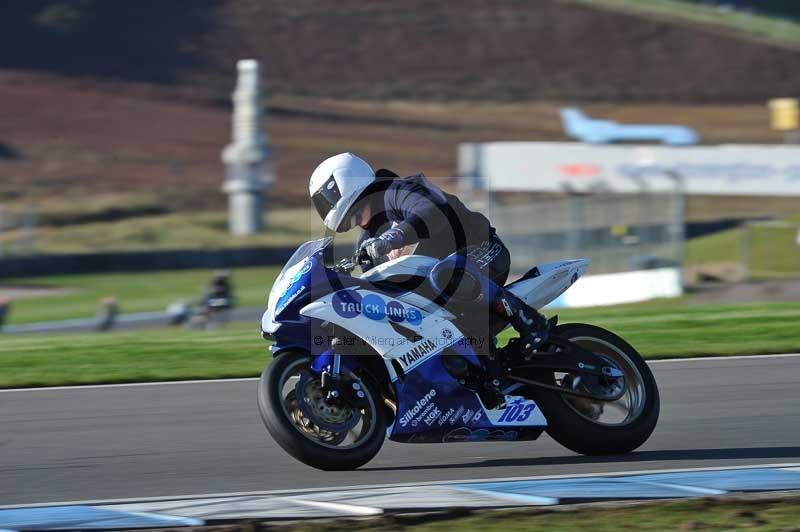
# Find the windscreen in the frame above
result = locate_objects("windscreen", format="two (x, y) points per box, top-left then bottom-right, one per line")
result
(275, 237), (332, 284)
(264, 237), (332, 330)
(270, 237), (331, 303)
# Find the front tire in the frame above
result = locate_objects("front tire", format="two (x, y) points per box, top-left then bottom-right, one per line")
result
(532, 323), (660, 455)
(258, 350), (387, 470)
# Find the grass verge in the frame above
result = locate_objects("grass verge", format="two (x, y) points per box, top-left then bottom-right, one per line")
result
(3, 299), (800, 389)
(555, 298), (800, 358)
(1, 266), (282, 325)
(280, 494), (800, 531)
(0, 323), (270, 389)
(3, 213), (797, 327)
(686, 219), (800, 279)
(0, 209), (336, 254)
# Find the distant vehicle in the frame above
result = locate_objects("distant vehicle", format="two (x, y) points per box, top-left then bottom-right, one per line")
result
(96, 297), (118, 332)
(166, 272), (235, 330)
(561, 107), (699, 145)
(257, 237), (660, 470)
(0, 297), (10, 330)
(193, 272), (234, 329)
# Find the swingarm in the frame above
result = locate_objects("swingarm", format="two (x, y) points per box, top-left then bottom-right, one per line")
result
(502, 335), (626, 402)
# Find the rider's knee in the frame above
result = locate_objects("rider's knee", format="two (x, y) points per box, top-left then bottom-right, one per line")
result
(429, 253), (486, 304)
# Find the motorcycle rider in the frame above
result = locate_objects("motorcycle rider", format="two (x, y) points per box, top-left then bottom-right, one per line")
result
(308, 152), (549, 353)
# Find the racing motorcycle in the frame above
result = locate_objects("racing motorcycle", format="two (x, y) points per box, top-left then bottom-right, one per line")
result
(259, 237), (659, 470)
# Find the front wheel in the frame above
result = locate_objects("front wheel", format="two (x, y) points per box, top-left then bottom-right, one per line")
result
(257, 350), (387, 470)
(531, 323), (660, 455)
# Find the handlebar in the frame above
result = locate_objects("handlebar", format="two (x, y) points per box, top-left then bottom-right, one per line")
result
(332, 256), (356, 274)
(332, 250), (375, 274)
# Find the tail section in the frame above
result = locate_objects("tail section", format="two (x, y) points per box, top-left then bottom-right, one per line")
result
(506, 259), (590, 310)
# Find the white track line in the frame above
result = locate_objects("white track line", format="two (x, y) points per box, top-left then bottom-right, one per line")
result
(276, 497), (382, 516)
(450, 487), (558, 506)
(648, 353), (800, 364)
(4, 462), (799, 510)
(616, 479), (726, 496)
(3, 353), (799, 393)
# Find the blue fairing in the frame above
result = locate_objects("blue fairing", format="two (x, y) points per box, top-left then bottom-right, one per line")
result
(267, 245), (361, 354)
(389, 353), (544, 443)
(264, 239), (547, 443)
(268, 244), (405, 354)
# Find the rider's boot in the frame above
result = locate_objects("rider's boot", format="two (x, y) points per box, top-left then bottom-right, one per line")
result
(492, 290), (550, 356)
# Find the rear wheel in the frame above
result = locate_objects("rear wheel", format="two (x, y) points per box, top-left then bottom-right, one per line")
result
(531, 323), (659, 455)
(257, 350), (387, 470)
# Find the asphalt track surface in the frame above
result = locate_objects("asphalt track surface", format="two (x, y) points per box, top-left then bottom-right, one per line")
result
(3, 355), (800, 506)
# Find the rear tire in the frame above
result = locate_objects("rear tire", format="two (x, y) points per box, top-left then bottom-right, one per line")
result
(258, 350), (387, 470)
(531, 323), (659, 455)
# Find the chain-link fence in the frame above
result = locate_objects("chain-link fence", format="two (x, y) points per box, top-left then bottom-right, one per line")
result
(466, 192), (686, 276)
(739, 220), (800, 280)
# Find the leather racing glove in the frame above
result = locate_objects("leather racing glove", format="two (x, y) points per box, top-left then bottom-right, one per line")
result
(359, 236), (394, 262)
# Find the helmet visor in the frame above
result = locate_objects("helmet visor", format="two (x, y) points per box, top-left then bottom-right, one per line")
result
(311, 175), (342, 221)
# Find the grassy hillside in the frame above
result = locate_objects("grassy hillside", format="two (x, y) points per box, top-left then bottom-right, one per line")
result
(2, 1), (798, 244)
(576, 0), (800, 48)
(2, 0), (799, 102)
(0, 70), (787, 217)
(4, 196), (800, 256)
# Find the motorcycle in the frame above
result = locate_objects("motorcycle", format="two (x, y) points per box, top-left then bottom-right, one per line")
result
(259, 237), (659, 470)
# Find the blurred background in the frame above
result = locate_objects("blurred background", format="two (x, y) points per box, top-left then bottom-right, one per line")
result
(1, 0), (800, 386)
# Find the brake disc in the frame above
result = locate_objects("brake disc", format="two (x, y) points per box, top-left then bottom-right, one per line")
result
(284, 392), (347, 445)
(295, 372), (361, 433)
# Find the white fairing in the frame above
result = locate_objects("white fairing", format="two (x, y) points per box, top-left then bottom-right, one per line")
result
(360, 255), (439, 283)
(360, 255), (456, 319)
(300, 288), (464, 382)
(363, 254), (590, 311)
(485, 395), (548, 427)
(507, 259), (591, 310)
(293, 256), (588, 381)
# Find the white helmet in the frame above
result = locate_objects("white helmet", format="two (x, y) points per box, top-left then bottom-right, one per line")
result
(309, 152), (376, 232)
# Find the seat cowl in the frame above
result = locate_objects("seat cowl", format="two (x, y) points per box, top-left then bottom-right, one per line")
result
(507, 259), (591, 309)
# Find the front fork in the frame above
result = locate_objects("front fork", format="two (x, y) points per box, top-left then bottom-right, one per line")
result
(313, 351), (370, 407)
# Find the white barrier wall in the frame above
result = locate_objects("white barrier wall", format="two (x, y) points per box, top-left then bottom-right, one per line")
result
(459, 142), (800, 196)
(545, 267), (683, 309)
